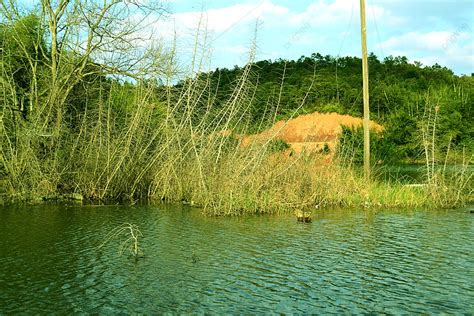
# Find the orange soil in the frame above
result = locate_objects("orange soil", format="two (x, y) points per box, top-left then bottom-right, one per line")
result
(242, 112), (383, 154)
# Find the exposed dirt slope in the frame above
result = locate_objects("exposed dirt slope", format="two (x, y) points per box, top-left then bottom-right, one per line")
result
(243, 112), (383, 154)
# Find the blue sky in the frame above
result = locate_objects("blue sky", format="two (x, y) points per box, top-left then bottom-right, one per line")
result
(15, 0), (473, 74)
(158, 0), (473, 75)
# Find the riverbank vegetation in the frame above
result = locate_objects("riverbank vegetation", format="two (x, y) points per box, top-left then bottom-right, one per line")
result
(1, 1), (472, 214)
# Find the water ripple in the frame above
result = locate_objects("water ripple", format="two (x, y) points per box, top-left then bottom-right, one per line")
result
(0, 205), (473, 314)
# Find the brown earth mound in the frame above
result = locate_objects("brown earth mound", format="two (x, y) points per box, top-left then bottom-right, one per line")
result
(242, 112), (383, 154)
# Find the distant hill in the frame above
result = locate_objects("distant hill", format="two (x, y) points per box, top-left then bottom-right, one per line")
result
(181, 53), (473, 162)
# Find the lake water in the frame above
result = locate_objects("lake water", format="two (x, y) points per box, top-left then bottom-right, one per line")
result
(0, 204), (473, 314)
(376, 164), (474, 184)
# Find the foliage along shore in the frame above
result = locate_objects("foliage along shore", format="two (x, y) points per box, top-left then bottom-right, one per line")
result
(0, 3), (472, 214)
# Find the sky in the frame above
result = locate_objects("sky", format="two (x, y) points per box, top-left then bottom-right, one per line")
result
(15, 0), (473, 75)
(155, 0), (473, 75)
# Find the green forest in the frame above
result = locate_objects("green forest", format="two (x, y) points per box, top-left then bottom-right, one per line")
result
(0, 2), (472, 212)
(184, 54), (473, 163)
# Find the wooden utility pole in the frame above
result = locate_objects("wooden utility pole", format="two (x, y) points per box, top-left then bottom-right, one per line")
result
(360, 0), (370, 179)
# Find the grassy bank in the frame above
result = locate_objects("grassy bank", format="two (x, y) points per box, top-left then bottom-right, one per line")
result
(165, 151), (473, 216)
(1, 3), (472, 214)
(1, 118), (472, 214)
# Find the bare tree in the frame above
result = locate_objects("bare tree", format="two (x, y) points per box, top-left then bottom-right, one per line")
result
(1, 0), (171, 132)
(0, 0), (174, 195)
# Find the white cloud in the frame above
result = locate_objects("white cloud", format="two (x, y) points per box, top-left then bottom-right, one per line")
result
(214, 44), (249, 55)
(127, 0), (472, 74)
(378, 30), (473, 73)
(381, 32), (446, 51)
(380, 31), (471, 52)
(140, 0), (396, 41)
(288, 0), (402, 28)
(149, 0), (289, 40)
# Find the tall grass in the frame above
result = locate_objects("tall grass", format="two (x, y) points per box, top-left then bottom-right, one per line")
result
(0, 6), (471, 214)
(419, 89), (473, 207)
